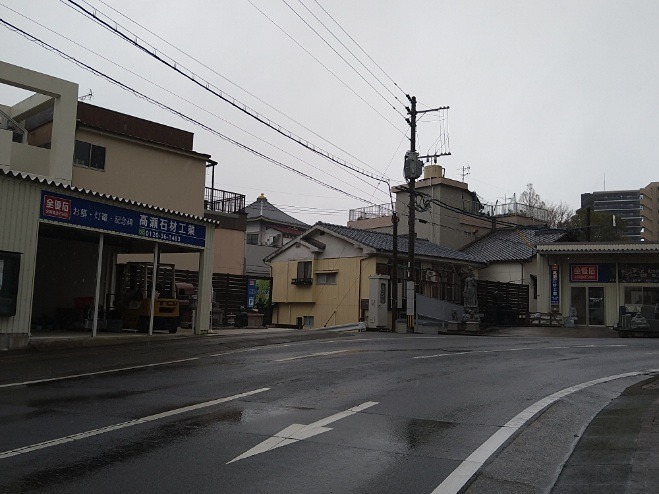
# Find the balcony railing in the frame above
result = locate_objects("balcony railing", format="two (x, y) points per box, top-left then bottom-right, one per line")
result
(491, 202), (549, 222)
(0, 108), (27, 143)
(349, 204), (393, 221)
(291, 277), (313, 286)
(204, 187), (245, 214)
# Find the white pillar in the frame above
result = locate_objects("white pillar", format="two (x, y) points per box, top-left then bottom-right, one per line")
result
(92, 234), (104, 338)
(148, 242), (159, 336)
(195, 226), (215, 335)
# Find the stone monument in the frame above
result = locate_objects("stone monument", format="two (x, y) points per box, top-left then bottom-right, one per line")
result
(462, 268), (480, 331)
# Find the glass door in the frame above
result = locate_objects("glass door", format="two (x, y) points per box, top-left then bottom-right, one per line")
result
(588, 287), (605, 325)
(570, 286), (605, 326)
(570, 287), (587, 325)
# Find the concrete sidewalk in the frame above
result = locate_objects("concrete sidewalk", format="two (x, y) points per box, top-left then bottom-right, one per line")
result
(552, 375), (659, 494)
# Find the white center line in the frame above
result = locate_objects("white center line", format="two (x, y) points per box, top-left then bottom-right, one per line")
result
(0, 388), (270, 460)
(413, 344), (626, 360)
(0, 357), (200, 389)
(276, 350), (352, 362)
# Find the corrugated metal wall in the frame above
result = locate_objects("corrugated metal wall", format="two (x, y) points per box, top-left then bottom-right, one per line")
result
(0, 176), (40, 339)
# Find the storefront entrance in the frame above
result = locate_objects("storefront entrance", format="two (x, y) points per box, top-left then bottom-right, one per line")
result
(570, 286), (605, 326)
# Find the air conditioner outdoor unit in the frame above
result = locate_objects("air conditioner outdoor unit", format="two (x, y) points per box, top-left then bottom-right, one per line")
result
(425, 270), (438, 282)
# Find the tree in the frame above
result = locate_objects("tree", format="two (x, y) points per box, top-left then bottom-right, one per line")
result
(519, 183), (546, 209)
(546, 201), (574, 228)
(565, 208), (627, 241)
(518, 183), (574, 228)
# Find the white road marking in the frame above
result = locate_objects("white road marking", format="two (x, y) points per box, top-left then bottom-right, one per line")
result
(275, 350), (352, 362)
(414, 344), (627, 360)
(0, 388), (270, 460)
(0, 357), (200, 389)
(227, 401), (378, 464)
(430, 369), (659, 494)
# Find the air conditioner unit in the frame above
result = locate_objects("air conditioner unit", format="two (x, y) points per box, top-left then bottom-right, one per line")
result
(425, 270), (438, 282)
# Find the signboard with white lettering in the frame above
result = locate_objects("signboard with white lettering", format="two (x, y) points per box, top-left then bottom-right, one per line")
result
(40, 191), (205, 248)
(550, 264), (560, 307)
(569, 263), (616, 283)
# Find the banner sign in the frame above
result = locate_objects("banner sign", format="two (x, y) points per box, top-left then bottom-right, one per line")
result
(569, 263), (616, 283)
(40, 191), (206, 248)
(570, 264), (599, 282)
(247, 278), (271, 308)
(618, 264), (659, 283)
(550, 264), (560, 307)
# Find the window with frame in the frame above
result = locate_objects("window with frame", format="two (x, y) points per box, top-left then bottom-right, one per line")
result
(316, 272), (337, 285)
(74, 140), (106, 170)
(297, 261), (312, 279)
(292, 261), (313, 285)
(246, 233), (259, 245)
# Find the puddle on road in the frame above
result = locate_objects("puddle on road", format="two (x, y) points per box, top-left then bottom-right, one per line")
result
(401, 418), (456, 450)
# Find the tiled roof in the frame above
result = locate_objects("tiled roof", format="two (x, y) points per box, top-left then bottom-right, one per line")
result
(461, 227), (567, 262)
(537, 242), (659, 254)
(244, 198), (309, 228)
(317, 222), (484, 264)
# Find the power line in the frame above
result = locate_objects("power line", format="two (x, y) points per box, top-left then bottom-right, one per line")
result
(312, 0), (407, 98)
(0, 3), (384, 198)
(283, 0), (404, 115)
(62, 0), (390, 183)
(246, 0), (406, 136)
(88, 0), (379, 175)
(0, 18), (379, 205)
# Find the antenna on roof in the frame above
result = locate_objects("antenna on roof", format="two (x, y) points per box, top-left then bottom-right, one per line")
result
(78, 90), (93, 102)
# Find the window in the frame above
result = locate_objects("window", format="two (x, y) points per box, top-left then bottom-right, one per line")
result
(74, 140), (106, 170)
(303, 316), (314, 328)
(297, 261), (311, 279)
(292, 261), (313, 285)
(246, 233), (259, 245)
(317, 272), (337, 285)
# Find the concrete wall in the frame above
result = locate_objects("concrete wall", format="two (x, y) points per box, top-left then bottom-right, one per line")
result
(0, 61), (78, 184)
(72, 128), (206, 216)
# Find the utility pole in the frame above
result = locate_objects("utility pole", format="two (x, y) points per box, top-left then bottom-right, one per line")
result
(390, 210), (399, 332)
(403, 95), (450, 332)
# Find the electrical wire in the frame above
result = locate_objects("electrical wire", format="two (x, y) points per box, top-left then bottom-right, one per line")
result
(246, 0), (406, 137)
(0, 3), (383, 198)
(312, 0), (407, 98)
(89, 0), (380, 175)
(62, 0), (391, 183)
(0, 18), (379, 205)
(283, 0), (404, 115)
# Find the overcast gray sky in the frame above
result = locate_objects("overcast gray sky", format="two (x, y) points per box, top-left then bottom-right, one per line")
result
(2, 1), (658, 225)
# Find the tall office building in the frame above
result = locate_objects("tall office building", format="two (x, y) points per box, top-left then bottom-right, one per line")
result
(581, 182), (659, 241)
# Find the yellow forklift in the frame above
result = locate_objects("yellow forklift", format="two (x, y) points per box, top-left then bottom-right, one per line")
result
(115, 262), (180, 333)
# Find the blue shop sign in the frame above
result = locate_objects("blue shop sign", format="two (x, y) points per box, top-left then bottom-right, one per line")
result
(550, 264), (560, 307)
(40, 191), (205, 248)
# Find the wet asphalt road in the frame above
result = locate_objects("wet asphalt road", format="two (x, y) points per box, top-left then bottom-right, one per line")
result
(1, 332), (658, 493)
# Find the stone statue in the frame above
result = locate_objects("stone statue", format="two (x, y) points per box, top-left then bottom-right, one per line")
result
(463, 269), (477, 308)
(462, 268), (480, 327)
